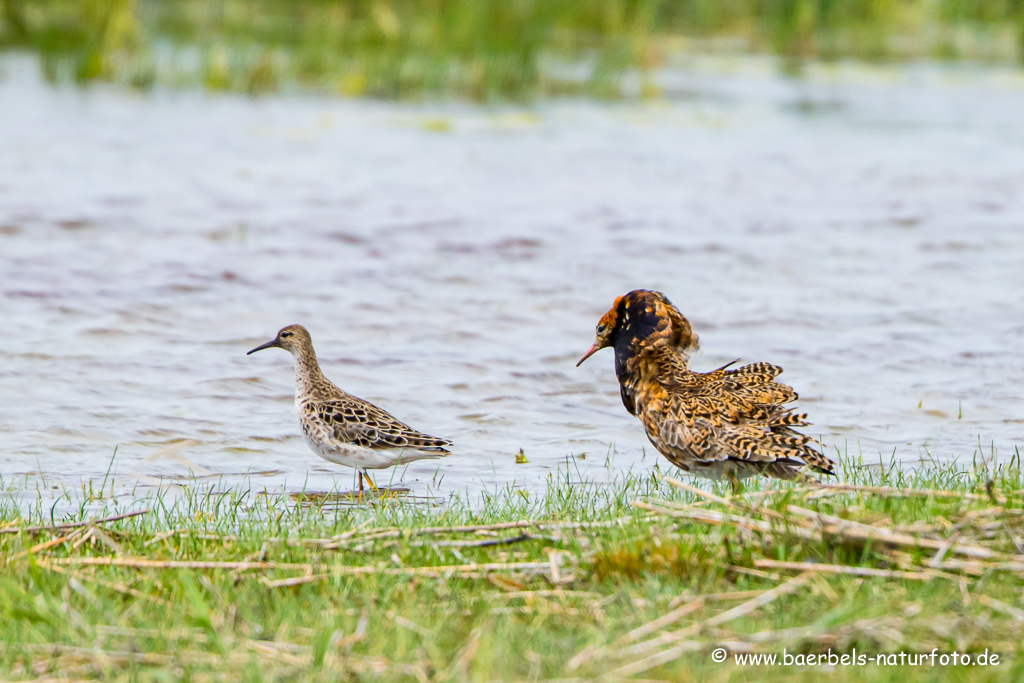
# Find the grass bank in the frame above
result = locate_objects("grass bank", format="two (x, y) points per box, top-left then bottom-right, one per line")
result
(2, 453), (1024, 681)
(2, 0), (1024, 99)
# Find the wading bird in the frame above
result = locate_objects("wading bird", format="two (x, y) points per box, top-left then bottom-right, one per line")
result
(577, 290), (835, 486)
(248, 324), (451, 491)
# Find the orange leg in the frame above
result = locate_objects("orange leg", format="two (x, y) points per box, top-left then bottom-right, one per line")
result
(358, 471), (377, 493)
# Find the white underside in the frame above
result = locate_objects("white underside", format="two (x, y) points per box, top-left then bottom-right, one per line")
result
(301, 431), (444, 470)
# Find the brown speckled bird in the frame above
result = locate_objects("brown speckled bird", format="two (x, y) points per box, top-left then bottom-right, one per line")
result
(577, 290), (835, 484)
(248, 324), (452, 491)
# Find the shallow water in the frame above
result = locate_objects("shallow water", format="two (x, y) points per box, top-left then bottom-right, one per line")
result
(2, 55), (1023, 504)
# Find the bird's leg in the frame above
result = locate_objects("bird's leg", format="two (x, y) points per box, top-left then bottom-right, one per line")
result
(358, 471), (365, 492)
(363, 471), (378, 491)
(727, 471), (742, 496)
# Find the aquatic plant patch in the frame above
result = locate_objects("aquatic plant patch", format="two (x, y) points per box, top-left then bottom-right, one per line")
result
(3, 0), (1024, 99)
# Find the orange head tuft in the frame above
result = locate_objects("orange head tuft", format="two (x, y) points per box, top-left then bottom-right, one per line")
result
(577, 290), (698, 367)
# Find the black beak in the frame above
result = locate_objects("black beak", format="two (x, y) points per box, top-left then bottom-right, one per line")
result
(247, 339), (281, 355)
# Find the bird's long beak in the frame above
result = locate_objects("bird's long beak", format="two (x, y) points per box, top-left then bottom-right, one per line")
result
(247, 339), (281, 355)
(576, 343), (601, 367)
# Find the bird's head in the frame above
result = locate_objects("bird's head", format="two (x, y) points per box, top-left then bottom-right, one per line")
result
(247, 324), (313, 357)
(576, 289), (698, 367)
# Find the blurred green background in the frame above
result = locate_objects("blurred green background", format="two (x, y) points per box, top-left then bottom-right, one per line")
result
(3, 0), (1024, 99)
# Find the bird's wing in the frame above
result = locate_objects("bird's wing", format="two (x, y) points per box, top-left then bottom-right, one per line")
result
(646, 363), (834, 474)
(304, 398), (451, 452)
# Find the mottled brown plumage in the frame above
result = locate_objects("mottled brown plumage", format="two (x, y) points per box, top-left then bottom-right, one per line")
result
(578, 290), (835, 482)
(248, 325), (451, 490)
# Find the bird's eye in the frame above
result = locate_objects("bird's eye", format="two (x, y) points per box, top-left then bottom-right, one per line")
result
(280, 331), (292, 338)
(597, 324), (606, 334)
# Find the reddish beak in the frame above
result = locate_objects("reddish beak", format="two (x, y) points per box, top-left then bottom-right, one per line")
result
(576, 343), (601, 367)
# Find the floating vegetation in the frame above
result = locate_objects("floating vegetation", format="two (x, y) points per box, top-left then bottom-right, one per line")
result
(2, 0), (1024, 99)
(285, 486), (448, 511)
